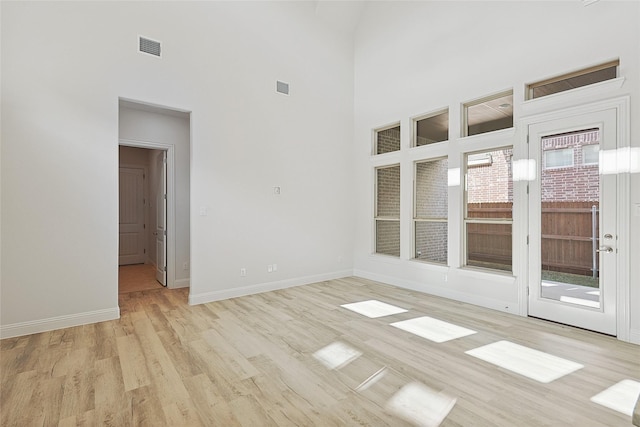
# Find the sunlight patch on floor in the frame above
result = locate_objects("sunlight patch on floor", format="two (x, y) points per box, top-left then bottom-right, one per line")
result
(465, 340), (583, 383)
(390, 316), (477, 343)
(590, 379), (640, 416)
(341, 300), (408, 318)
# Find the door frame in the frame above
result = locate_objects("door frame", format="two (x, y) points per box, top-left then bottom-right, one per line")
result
(517, 96), (631, 342)
(119, 139), (177, 289)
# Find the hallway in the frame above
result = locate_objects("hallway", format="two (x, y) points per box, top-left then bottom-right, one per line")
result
(118, 264), (163, 294)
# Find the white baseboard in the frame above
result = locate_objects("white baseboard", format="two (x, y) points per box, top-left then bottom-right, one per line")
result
(0, 307), (120, 339)
(173, 278), (190, 289)
(353, 269), (519, 315)
(188, 269), (353, 305)
(629, 328), (640, 345)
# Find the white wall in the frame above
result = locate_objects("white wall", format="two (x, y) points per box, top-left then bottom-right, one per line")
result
(119, 106), (191, 285)
(352, 1), (640, 341)
(0, 1), (355, 337)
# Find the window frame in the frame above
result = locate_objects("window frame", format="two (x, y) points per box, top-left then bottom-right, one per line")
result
(526, 60), (619, 100)
(374, 164), (401, 257)
(413, 157), (449, 265)
(411, 109), (449, 148)
(373, 123), (401, 156)
(462, 90), (514, 138)
(463, 146), (514, 272)
(543, 147), (575, 170)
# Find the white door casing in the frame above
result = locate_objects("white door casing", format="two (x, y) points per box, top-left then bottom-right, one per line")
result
(119, 167), (146, 265)
(120, 139), (177, 289)
(528, 108), (617, 335)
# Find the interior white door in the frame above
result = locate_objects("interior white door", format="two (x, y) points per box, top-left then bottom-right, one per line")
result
(119, 167), (146, 265)
(528, 108), (617, 335)
(155, 151), (167, 286)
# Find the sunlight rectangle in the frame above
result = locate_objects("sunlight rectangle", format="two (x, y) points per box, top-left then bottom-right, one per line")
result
(465, 340), (583, 383)
(590, 379), (640, 416)
(341, 300), (408, 318)
(390, 316), (477, 343)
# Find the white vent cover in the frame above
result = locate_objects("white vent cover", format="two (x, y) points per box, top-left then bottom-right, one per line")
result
(139, 36), (161, 57)
(276, 81), (289, 95)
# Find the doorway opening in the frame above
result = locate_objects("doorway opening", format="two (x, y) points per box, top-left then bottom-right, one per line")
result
(118, 98), (191, 294)
(527, 107), (619, 336)
(118, 146), (168, 293)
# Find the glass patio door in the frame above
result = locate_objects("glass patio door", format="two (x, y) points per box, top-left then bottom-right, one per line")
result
(528, 109), (617, 335)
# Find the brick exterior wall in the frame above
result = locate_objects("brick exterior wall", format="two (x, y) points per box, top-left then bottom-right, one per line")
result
(415, 158), (448, 262)
(376, 220), (400, 257)
(377, 126), (400, 154)
(541, 130), (599, 202)
(376, 165), (400, 256)
(467, 148), (513, 204)
(377, 165), (400, 217)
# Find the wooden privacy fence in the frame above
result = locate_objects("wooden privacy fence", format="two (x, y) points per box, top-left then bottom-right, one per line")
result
(467, 202), (598, 276)
(541, 201), (599, 276)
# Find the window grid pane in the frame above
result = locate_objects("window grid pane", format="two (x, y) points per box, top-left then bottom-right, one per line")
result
(376, 165), (400, 256)
(415, 221), (447, 263)
(376, 220), (400, 257)
(376, 126), (401, 155)
(414, 158), (448, 264)
(415, 159), (448, 218)
(466, 223), (512, 271)
(465, 148), (513, 272)
(376, 165), (400, 217)
(414, 111), (448, 146)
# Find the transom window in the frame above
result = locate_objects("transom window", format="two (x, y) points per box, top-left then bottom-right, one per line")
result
(413, 110), (449, 147)
(463, 91), (513, 137)
(375, 124), (401, 155)
(526, 60), (619, 100)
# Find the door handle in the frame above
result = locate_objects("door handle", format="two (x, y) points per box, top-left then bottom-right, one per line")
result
(596, 246), (613, 253)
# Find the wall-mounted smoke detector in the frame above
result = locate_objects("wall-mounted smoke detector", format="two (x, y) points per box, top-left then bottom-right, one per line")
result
(276, 80), (290, 95)
(138, 36), (162, 58)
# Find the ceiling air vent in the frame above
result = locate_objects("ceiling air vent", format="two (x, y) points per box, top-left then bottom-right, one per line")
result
(139, 36), (161, 58)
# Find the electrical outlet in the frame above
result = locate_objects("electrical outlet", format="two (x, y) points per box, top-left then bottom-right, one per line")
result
(272, 264), (277, 272)
(183, 262), (189, 271)
(240, 268), (246, 277)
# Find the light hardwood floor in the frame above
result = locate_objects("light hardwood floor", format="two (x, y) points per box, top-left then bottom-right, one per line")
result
(1, 277), (638, 426)
(119, 264), (164, 294)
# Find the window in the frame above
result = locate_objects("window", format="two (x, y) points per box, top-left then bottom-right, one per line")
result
(413, 110), (448, 147)
(375, 124), (401, 155)
(527, 60), (618, 100)
(582, 144), (599, 165)
(414, 158), (448, 264)
(464, 148), (513, 272)
(544, 148), (574, 169)
(463, 91), (513, 137)
(375, 165), (400, 256)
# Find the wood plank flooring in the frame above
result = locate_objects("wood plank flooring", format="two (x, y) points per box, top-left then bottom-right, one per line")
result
(1, 277), (639, 426)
